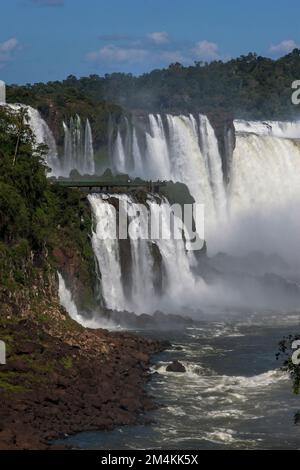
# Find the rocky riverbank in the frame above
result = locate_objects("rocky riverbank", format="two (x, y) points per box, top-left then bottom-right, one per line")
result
(0, 306), (166, 450)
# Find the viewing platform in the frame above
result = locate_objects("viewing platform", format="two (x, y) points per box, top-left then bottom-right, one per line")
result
(53, 179), (167, 194)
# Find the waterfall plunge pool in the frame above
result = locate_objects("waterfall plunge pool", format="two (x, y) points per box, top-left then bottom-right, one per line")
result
(58, 311), (300, 450)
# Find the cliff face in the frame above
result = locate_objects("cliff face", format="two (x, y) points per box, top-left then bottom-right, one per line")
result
(0, 268), (164, 449)
(0, 258), (57, 319)
(0, 190), (98, 320)
(50, 194), (98, 315)
(206, 111), (236, 183)
(0, 183), (165, 449)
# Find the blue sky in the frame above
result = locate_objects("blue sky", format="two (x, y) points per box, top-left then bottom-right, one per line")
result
(1, 0), (300, 84)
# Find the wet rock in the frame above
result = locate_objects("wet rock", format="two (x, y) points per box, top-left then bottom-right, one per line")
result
(120, 397), (141, 412)
(0, 317), (166, 449)
(166, 360), (186, 373)
(132, 351), (149, 364)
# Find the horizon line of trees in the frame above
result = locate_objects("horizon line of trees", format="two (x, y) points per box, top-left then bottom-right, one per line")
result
(6, 49), (300, 122)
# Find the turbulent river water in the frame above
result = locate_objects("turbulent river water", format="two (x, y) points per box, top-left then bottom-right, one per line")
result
(61, 312), (300, 450)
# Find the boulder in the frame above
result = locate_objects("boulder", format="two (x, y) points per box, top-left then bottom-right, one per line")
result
(166, 360), (186, 373)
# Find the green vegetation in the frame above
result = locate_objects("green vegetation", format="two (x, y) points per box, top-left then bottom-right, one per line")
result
(277, 335), (300, 394)
(0, 375), (27, 393)
(0, 106), (49, 291)
(0, 106), (95, 309)
(8, 50), (300, 122)
(7, 80), (122, 156)
(61, 356), (73, 370)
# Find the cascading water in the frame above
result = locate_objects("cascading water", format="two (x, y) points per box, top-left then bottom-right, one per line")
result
(111, 113), (226, 242)
(84, 119), (95, 172)
(111, 114), (300, 262)
(58, 272), (82, 324)
(233, 119), (300, 138)
(219, 119), (300, 263)
(2, 103), (60, 175)
(1, 104), (95, 177)
(88, 193), (210, 314)
(8, 102), (300, 312)
(61, 115), (95, 177)
(89, 194), (129, 311)
(230, 121), (300, 213)
(58, 272), (117, 328)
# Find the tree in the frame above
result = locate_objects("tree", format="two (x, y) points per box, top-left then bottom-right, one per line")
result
(277, 335), (300, 394)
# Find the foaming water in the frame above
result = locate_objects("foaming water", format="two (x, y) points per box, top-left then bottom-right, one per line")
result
(87, 193), (271, 315)
(234, 119), (300, 139)
(61, 314), (300, 450)
(217, 127), (300, 262)
(106, 114), (300, 319)
(111, 114), (300, 264)
(58, 272), (118, 329)
(111, 113), (226, 240)
(88, 193), (213, 314)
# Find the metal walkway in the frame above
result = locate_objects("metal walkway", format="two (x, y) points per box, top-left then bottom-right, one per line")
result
(53, 179), (166, 193)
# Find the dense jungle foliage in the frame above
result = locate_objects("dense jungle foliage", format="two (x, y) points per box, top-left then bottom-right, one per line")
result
(7, 49), (300, 121)
(6, 82), (122, 154)
(0, 106), (93, 294)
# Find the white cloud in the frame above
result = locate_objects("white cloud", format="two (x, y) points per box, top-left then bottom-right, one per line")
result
(87, 45), (148, 63)
(87, 35), (223, 67)
(147, 32), (170, 45)
(269, 39), (299, 55)
(0, 38), (19, 67)
(192, 40), (219, 61)
(87, 43), (184, 66)
(0, 38), (18, 53)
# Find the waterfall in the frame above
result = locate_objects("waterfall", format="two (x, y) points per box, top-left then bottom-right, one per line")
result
(145, 114), (171, 178)
(123, 195), (156, 311)
(58, 272), (82, 323)
(219, 119), (300, 262)
(89, 194), (128, 311)
(198, 115), (227, 217)
(63, 114), (300, 315)
(58, 272), (116, 328)
(111, 113), (300, 262)
(84, 119), (95, 174)
(88, 193), (209, 313)
(61, 115), (95, 177)
(233, 119), (300, 139)
(111, 113), (226, 242)
(230, 123), (300, 214)
(2, 104), (96, 177)
(112, 130), (126, 174)
(89, 193), (157, 312)
(2, 103), (60, 175)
